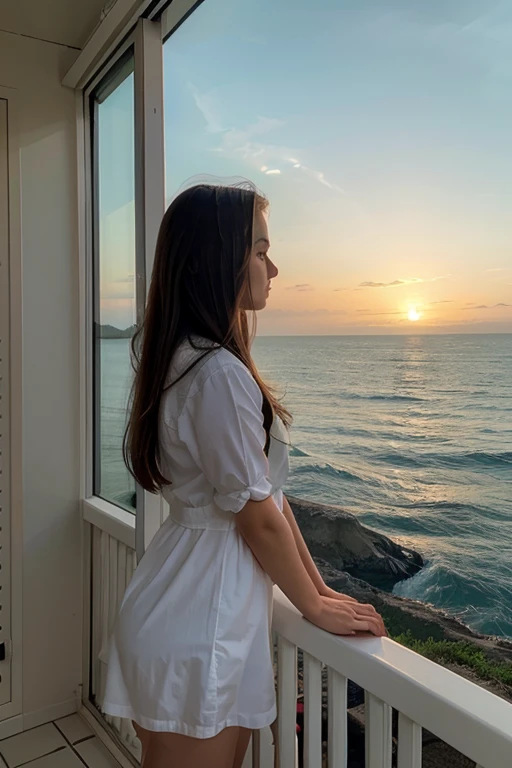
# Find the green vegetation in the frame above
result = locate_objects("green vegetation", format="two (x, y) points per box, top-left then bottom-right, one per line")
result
(392, 630), (512, 688)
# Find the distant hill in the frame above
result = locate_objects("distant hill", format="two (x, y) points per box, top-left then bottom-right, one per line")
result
(98, 324), (136, 339)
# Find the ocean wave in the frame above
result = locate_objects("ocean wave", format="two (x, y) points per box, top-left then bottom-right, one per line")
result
(331, 424), (450, 444)
(462, 403), (512, 412)
(368, 449), (512, 470)
(480, 427), (512, 435)
(344, 393), (428, 403)
(371, 452), (425, 468)
(384, 358), (429, 364)
(333, 425), (401, 441)
(393, 561), (512, 636)
(393, 561), (478, 601)
(291, 462), (365, 484)
(440, 451), (512, 468)
(387, 500), (510, 527)
(395, 500), (497, 516)
(289, 445), (309, 458)
(433, 388), (490, 396)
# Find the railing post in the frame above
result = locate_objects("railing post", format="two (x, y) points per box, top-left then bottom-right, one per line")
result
(252, 728), (275, 768)
(365, 692), (392, 768)
(277, 636), (298, 768)
(98, 531), (110, 703)
(397, 713), (422, 768)
(91, 526), (102, 701)
(119, 548), (139, 750)
(328, 668), (347, 767)
(242, 734), (253, 768)
(303, 654), (323, 768)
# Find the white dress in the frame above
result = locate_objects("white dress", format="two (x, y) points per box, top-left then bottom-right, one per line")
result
(101, 339), (290, 737)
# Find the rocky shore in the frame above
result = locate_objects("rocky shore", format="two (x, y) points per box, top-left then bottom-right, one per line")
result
(288, 496), (512, 767)
(289, 496), (423, 588)
(288, 496), (512, 694)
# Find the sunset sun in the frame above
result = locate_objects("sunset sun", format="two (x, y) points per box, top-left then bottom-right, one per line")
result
(407, 307), (422, 322)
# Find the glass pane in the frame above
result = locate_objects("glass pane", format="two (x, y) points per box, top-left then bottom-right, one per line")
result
(93, 62), (136, 511)
(163, 2), (512, 637)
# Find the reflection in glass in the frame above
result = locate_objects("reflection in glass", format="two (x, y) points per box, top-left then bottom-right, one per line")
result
(94, 67), (136, 511)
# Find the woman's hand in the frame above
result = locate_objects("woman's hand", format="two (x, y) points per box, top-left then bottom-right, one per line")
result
(319, 585), (387, 635)
(304, 595), (387, 637)
(319, 584), (358, 603)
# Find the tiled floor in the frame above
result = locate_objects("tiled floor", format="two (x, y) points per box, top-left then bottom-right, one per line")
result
(0, 715), (124, 767)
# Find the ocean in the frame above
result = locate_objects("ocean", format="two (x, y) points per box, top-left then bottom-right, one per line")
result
(100, 334), (512, 638)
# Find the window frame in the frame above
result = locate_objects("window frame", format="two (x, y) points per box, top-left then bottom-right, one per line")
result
(81, 17), (166, 561)
(90, 47), (136, 512)
(133, 18), (166, 561)
(77, 2), (202, 719)
(83, 33), (137, 525)
(161, 0), (204, 41)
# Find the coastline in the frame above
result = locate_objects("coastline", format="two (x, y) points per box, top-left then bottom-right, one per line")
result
(288, 495), (512, 704)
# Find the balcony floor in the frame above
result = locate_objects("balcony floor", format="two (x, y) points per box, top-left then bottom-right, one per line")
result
(0, 715), (123, 767)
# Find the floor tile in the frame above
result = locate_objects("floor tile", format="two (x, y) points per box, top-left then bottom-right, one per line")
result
(0, 723), (66, 767)
(55, 714), (94, 745)
(75, 737), (121, 768)
(23, 747), (85, 768)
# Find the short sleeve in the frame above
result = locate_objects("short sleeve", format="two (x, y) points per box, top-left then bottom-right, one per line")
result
(177, 363), (273, 513)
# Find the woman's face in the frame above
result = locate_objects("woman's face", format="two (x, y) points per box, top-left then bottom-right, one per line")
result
(243, 209), (278, 311)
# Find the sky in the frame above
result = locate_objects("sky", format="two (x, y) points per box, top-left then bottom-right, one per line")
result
(98, 0), (512, 335)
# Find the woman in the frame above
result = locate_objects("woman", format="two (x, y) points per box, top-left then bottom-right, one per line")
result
(102, 182), (386, 768)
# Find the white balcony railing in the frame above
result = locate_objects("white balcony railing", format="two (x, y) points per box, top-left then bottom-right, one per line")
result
(89, 516), (512, 768)
(271, 590), (512, 768)
(91, 527), (141, 759)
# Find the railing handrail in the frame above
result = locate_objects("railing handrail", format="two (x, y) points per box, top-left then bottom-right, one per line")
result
(272, 588), (512, 768)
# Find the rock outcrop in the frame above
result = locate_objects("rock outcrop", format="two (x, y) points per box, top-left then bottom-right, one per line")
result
(288, 495), (424, 590)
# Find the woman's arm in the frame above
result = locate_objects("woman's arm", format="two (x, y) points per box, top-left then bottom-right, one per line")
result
(281, 495), (355, 601)
(236, 496), (385, 636)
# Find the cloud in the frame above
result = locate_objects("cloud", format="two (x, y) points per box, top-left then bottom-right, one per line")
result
(190, 83), (343, 194)
(357, 310), (403, 317)
(430, 300), (453, 304)
(286, 283), (313, 291)
(360, 280), (405, 288)
(462, 303), (511, 310)
(288, 159), (345, 193)
(359, 276), (449, 289)
(190, 85), (224, 133)
(265, 308), (347, 316)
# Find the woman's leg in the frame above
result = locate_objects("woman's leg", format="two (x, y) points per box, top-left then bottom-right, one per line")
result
(232, 728), (252, 768)
(136, 724), (241, 768)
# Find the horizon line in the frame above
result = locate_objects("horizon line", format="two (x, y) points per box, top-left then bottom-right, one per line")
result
(99, 323), (512, 339)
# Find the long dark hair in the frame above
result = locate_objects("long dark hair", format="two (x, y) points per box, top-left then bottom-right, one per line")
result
(124, 183), (291, 492)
